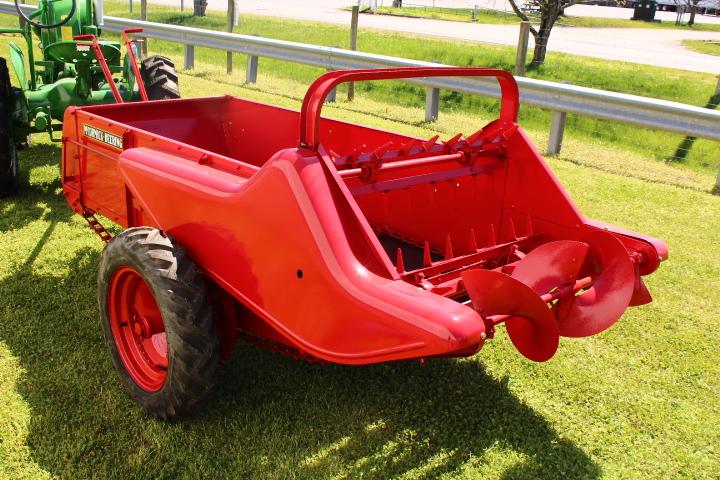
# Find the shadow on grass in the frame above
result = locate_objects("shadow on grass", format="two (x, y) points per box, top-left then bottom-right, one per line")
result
(671, 92), (720, 163)
(0, 142), (72, 233)
(0, 240), (602, 479)
(0, 144), (600, 479)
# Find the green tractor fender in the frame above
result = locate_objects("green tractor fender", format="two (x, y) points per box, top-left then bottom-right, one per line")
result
(8, 42), (27, 90)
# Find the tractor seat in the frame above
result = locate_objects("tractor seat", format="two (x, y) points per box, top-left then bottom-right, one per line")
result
(44, 40), (121, 65)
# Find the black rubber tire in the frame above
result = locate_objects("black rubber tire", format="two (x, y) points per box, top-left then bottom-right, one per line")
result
(140, 55), (180, 100)
(98, 227), (219, 418)
(0, 58), (19, 197)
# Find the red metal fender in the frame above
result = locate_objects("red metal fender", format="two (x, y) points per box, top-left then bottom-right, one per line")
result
(116, 147), (488, 364)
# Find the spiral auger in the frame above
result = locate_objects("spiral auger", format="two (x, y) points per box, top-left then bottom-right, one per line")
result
(462, 230), (640, 362)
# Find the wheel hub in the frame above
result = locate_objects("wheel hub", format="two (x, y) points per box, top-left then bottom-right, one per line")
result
(132, 312), (153, 338)
(108, 266), (168, 392)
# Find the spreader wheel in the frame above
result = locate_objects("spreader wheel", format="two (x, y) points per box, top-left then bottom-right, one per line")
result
(98, 227), (219, 418)
(140, 55), (180, 100)
(0, 58), (19, 197)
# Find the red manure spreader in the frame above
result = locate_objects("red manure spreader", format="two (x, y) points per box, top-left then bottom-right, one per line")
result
(60, 68), (667, 417)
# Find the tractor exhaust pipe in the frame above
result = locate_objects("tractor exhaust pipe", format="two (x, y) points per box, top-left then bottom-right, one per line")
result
(96, 0), (104, 26)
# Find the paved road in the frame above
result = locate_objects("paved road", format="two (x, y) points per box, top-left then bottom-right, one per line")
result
(149, 0), (720, 74)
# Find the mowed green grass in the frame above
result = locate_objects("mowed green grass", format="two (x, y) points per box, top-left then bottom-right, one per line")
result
(682, 39), (720, 55)
(374, 5), (720, 31)
(1, 67), (720, 479)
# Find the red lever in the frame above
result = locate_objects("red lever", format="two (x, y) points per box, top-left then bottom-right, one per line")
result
(74, 34), (123, 103)
(121, 29), (148, 101)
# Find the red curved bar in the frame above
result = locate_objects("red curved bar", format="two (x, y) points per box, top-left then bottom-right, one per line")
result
(299, 67), (519, 150)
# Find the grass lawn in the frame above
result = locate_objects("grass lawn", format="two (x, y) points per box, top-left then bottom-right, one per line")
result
(0, 8), (719, 475)
(374, 5), (520, 25)
(682, 39), (720, 55)
(374, 5), (720, 31)
(1, 67), (719, 479)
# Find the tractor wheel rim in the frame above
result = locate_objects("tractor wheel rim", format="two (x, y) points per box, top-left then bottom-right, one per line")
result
(108, 266), (168, 392)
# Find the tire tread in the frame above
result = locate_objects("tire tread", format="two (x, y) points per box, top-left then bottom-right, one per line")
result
(98, 227), (219, 419)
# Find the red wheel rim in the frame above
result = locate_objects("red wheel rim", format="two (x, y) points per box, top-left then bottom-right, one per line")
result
(108, 266), (168, 392)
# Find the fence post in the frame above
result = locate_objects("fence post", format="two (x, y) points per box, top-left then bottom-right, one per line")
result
(246, 36), (259, 84)
(140, 0), (148, 55)
(327, 79), (337, 103)
(226, 0), (235, 74)
(246, 55), (258, 83)
(348, 6), (359, 101)
(547, 110), (567, 155)
(515, 21), (530, 77)
(425, 87), (440, 122)
(184, 44), (194, 70)
(326, 45), (339, 103)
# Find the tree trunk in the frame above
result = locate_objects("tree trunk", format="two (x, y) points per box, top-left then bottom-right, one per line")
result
(531, 27), (552, 66)
(193, 0), (207, 16)
(688, 5), (697, 25)
(392, 0), (402, 7)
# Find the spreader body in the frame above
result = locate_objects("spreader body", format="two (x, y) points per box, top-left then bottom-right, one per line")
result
(60, 68), (667, 364)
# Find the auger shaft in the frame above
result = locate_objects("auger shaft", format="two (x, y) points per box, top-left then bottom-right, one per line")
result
(485, 275), (594, 326)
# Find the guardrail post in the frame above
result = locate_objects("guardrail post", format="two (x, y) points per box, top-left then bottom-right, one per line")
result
(184, 44), (194, 70)
(140, 0), (148, 55)
(246, 55), (258, 84)
(425, 87), (440, 122)
(245, 34), (259, 83)
(326, 45), (338, 103)
(547, 110), (567, 155)
(327, 81), (337, 103)
(515, 21), (530, 77)
(348, 6), (359, 101)
(226, 0), (235, 74)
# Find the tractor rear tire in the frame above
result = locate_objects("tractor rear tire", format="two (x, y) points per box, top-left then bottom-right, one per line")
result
(140, 56), (180, 100)
(0, 58), (19, 197)
(98, 227), (219, 418)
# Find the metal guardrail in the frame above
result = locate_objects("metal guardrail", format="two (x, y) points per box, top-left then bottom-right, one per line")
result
(1, 1), (719, 144)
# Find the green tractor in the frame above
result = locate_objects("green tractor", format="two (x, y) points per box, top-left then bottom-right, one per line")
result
(0, 0), (179, 195)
